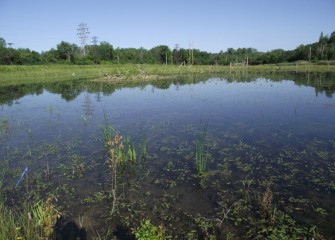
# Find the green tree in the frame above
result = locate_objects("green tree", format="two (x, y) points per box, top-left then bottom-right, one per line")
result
(150, 45), (171, 64)
(14, 48), (41, 64)
(194, 50), (211, 65)
(318, 32), (329, 60)
(0, 37), (6, 48)
(41, 48), (59, 63)
(56, 41), (79, 63)
(121, 48), (140, 63)
(327, 31), (335, 60)
(97, 41), (114, 62)
(178, 48), (189, 64)
(0, 47), (20, 65)
(329, 31), (335, 44)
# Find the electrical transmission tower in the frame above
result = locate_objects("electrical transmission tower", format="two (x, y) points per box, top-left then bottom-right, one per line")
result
(77, 23), (90, 56)
(91, 36), (99, 46)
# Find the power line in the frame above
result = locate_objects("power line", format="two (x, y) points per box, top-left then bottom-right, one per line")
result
(77, 23), (90, 56)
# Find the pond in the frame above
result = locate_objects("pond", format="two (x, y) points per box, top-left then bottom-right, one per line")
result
(1, 73), (335, 239)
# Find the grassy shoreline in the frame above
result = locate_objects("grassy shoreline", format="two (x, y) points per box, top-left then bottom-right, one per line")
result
(0, 63), (334, 86)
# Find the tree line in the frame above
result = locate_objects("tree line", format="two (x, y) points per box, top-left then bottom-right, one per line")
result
(0, 31), (334, 65)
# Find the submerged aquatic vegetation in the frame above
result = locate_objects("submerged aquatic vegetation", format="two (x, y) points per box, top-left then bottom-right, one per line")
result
(0, 115), (9, 135)
(47, 104), (53, 114)
(261, 187), (273, 214)
(58, 154), (85, 179)
(1, 74), (335, 238)
(195, 124), (208, 176)
(132, 219), (168, 240)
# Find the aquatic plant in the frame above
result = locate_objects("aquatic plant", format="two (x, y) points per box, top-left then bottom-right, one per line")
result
(47, 104), (53, 114)
(103, 114), (137, 216)
(246, 206), (323, 239)
(30, 195), (61, 238)
(194, 216), (218, 239)
(0, 115), (9, 135)
(58, 154), (85, 179)
(261, 187), (273, 215)
(195, 124), (208, 176)
(0, 194), (60, 240)
(139, 136), (148, 159)
(132, 219), (168, 240)
(105, 131), (124, 215)
(124, 136), (137, 164)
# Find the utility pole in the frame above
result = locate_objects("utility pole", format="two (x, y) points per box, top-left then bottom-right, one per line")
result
(77, 23), (90, 56)
(91, 36), (99, 63)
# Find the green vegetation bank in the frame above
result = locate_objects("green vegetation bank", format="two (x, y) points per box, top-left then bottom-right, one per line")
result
(0, 31), (334, 65)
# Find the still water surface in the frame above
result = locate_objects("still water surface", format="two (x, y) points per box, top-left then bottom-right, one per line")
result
(1, 75), (334, 238)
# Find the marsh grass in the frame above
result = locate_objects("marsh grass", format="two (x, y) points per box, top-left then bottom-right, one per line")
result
(0, 194), (60, 240)
(1, 63), (333, 86)
(139, 136), (148, 159)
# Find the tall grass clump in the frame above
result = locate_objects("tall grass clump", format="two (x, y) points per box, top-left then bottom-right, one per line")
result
(0, 194), (60, 239)
(139, 135), (148, 159)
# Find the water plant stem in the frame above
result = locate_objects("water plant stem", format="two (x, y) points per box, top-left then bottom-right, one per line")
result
(102, 113), (137, 216)
(195, 124), (208, 176)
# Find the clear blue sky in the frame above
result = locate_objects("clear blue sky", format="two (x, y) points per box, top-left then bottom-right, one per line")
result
(0, 0), (334, 53)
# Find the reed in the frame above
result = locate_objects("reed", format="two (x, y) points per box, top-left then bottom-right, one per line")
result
(140, 137), (148, 159)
